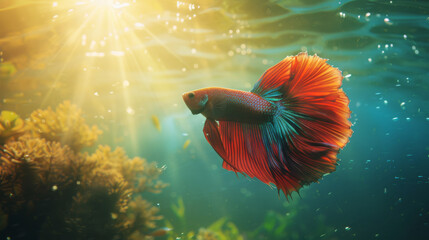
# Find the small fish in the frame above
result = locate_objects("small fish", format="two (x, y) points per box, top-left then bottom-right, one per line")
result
(183, 139), (191, 149)
(0, 62), (17, 77)
(182, 52), (352, 198)
(147, 227), (172, 237)
(151, 115), (161, 132)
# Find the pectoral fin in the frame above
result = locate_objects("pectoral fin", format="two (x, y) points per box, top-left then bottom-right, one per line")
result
(203, 119), (238, 171)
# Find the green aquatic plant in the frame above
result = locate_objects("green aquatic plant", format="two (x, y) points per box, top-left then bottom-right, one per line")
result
(0, 103), (167, 240)
(203, 217), (242, 240)
(249, 199), (335, 240)
(165, 198), (243, 240)
(27, 101), (102, 151)
(165, 196), (186, 238)
(196, 228), (219, 240)
(165, 217), (243, 240)
(171, 196), (186, 220)
(0, 111), (26, 145)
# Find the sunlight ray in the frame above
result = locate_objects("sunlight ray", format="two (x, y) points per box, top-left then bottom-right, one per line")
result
(40, 8), (99, 107)
(107, 6), (139, 154)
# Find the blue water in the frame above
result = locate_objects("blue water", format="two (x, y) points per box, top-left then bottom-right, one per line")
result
(1, 0), (428, 239)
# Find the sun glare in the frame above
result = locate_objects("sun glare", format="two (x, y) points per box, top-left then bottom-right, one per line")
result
(1, 0), (204, 154)
(92, 0), (115, 7)
(46, 0), (166, 153)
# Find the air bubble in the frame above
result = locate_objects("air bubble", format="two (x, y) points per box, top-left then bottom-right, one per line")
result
(384, 18), (392, 25)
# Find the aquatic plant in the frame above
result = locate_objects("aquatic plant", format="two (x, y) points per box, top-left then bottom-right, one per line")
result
(27, 101), (102, 151)
(0, 137), (166, 239)
(0, 103), (167, 240)
(165, 217), (243, 240)
(249, 199), (335, 240)
(0, 135), (85, 238)
(125, 196), (163, 239)
(171, 196), (186, 223)
(166, 199), (243, 240)
(0, 111), (26, 145)
(196, 228), (219, 240)
(202, 218), (242, 240)
(87, 145), (167, 194)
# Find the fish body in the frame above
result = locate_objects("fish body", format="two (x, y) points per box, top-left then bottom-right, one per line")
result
(182, 52), (352, 198)
(183, 139), (191, 149)
(151, 115), (161, 131)
(183, 87), (276, 123)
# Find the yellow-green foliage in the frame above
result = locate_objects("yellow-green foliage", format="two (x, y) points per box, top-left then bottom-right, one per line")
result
(249, 199), (334, 240)
(166, 199), (243, 240)
(27, 101), (102, 151)
(125, 195), (163, 238)
(0, 135), (81, 183)
(0, 102), (167, 240)
(166, 217), (242, 240)
(171, 196), (185, 220)
(196, 228), (219, 240)
(0, 111), (26, 144)
(203, 218), (242, 240)
(87, 146), (167, 195)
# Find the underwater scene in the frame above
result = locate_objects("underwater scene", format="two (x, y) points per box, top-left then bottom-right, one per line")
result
(0, 0), (428, 239)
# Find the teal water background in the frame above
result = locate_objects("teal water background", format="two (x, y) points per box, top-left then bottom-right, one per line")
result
(0, 0), (428, 239)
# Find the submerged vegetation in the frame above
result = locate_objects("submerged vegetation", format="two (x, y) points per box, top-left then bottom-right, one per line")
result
(0, 102), (167, 240)
(27, 101), (102, 151)
(165, 197), (244, 240)
(0, 110), (26, 145)
(163, 195), (335, 240)
(248, 199), (335, 240)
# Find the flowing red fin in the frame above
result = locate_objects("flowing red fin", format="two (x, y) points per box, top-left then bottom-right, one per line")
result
(203, 120), (241, 173)
(251, 55), (294, 94)
(284, 53), (352, 150)
(251, 52), (351, 197)
(203, 119), (227, 164)
(264, 52), (352, 191)
(218, 121), (272, 184)
(217, 121), (303, 196)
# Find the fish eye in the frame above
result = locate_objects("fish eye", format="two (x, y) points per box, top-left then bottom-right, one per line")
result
(188, 92), (195, 98)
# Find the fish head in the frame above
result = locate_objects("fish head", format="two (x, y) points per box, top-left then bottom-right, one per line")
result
(182, 89), (208, 115)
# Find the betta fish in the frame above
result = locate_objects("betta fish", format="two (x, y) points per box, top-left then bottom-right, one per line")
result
(182, 52), (352, 197)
